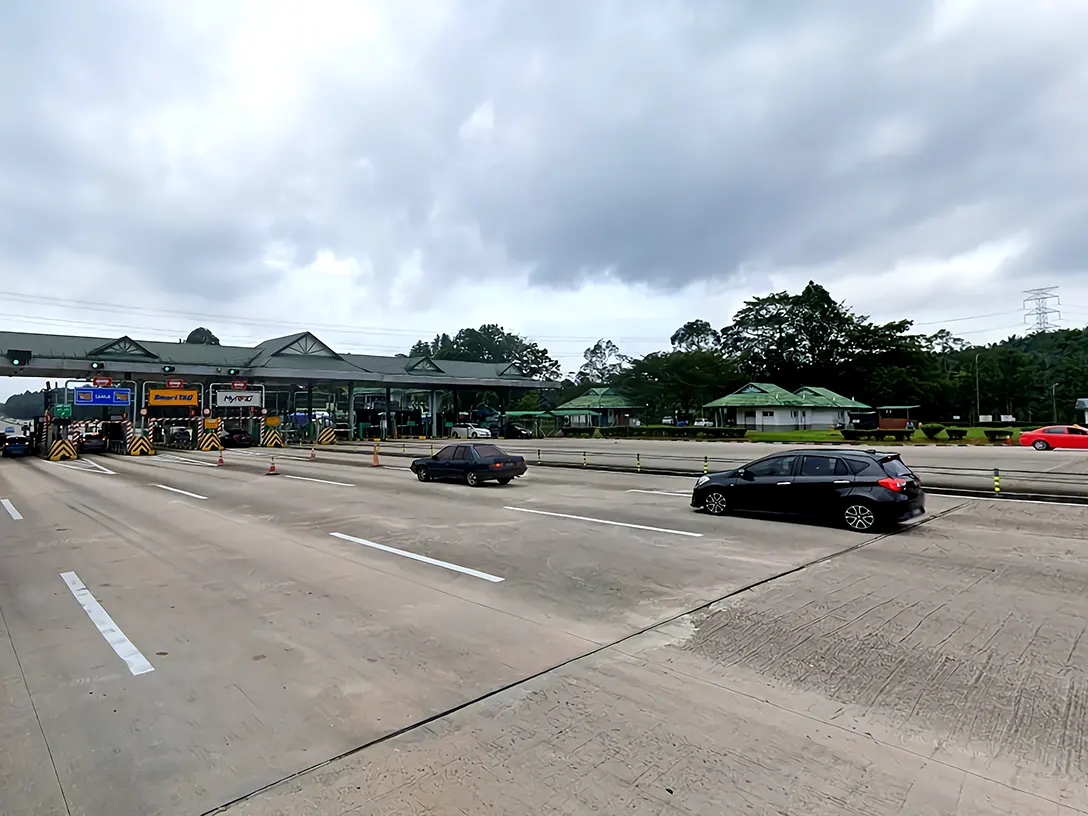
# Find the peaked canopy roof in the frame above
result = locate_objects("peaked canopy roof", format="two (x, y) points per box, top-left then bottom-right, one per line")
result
(704, 383), (870, 409)
(0, 329), (554, 389)
(557, 387), (644, 411)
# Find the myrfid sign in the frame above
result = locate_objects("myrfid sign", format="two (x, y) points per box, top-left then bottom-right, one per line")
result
(214, 391), (264, 408)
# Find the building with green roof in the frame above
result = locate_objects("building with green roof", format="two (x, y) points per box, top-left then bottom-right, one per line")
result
(703, 383), (869, 430)
(555, 387), (644, 427)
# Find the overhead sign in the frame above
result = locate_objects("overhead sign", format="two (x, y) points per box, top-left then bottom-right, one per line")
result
(92, 377), (113, 388)
(148, 389), (200, 406)
(215, 391), (263, 408)
(74, 387), (132, 406)
(53, 404), (73, 419)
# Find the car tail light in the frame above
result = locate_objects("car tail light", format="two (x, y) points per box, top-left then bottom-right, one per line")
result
(878, 477), (908, 493)
(491, 462), (503, 469)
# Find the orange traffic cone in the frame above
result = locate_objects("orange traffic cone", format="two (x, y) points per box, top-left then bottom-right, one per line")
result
(217, 452), (224, 466)
(267, 457), (279, 475)
(372, 444), (381, 467)
(310, 446), (316, 461)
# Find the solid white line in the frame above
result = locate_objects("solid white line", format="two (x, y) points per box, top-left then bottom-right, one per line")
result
(60, 571), (154, 676)
(1, 499), (22, 520)
(952, 495), (1088, 509)
(153, 484), (208, 500)
(283, 474), (355, 487)
(626, 489), (690, 497)
(330, 532), (504, 582)
(161, 454), (219, 468)
(503, 506), (703, 537)
(83, 459), (116, 475)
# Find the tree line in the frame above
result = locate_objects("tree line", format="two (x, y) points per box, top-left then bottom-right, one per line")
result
(407, 282), (1088, 424)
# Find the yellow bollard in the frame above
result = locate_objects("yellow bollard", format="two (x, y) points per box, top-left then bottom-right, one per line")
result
(636, 453), (641, 473)
(703, 456), (709, 475)
(993, 467), (1001, 493)
(401, 442), (406, 455)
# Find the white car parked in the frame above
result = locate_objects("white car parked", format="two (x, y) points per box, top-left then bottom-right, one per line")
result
(450, 423), (492, 439)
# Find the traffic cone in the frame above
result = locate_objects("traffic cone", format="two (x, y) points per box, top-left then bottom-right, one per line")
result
(267, 457), (279, 475)
(372, 445), (381, 467)
(310, 446), (316, 461)
(217, 452), (224, 467)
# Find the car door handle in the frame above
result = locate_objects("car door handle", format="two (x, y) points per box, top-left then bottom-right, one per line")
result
(777, 481), (790, 485)
(833, 480), (850, 484)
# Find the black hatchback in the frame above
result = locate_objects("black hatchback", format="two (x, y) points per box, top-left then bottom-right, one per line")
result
(691, 449), (924, 531)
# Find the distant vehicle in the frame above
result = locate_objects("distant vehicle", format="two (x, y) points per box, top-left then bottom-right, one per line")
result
(167, 428), (192, 447)
(693, 418), (713, 427)
(410, 442), (527, 487)
(691, 449), (925, 532)
(502, 423), (533, 439)
(450, 423), (491, 439)
(661, 416), (675, 425)
(219, 427), (254, 447)
(333, 422), (352, 440)
(79, 432), (108, 453)
(1019, 425), (1088, 450)
(2, 435), (30, 457)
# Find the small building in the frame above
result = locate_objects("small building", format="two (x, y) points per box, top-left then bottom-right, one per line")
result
(555, 387), (643, 427)
(1077, 398), (1088, 424)
(703, 383), (869, 431)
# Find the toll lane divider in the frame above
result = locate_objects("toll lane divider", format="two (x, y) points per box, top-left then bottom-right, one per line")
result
(283, 444), (1088, 504)
(47, 439), (78, 461)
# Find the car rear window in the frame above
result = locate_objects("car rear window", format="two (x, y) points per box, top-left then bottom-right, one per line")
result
(881, 458), (913, 478)
(472, 444), (504, 457)
(844, 458), (876, 475)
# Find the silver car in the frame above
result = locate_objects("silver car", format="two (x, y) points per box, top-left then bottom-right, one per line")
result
(450, 423), (492, 439)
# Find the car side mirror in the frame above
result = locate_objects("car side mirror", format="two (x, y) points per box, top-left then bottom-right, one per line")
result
(739, 468), (754, 481)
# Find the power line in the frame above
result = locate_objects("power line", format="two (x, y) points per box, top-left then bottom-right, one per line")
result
(1023, 286), (1061, 331)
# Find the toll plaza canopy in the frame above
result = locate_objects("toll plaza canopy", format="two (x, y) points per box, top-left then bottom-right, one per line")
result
(0, 329), (559, 391)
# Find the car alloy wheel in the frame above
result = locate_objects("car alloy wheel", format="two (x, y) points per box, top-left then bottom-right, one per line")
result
(466, 471), (480, 487)
(470, 431), (478, 438)
(1032, 440), (1050, 451)
(416, 466), (428, 482)
(843, 502), (876, 531)
(704, 490), (728, 516)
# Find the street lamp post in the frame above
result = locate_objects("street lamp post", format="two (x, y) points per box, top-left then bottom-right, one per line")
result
(974, 353), (982, 424)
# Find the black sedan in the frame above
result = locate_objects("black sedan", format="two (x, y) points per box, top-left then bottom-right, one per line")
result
(691, 449), (924, 531)
(219, 428), (254, 447)
(411, 443), (527, 486)
(78, 432), (108, 453)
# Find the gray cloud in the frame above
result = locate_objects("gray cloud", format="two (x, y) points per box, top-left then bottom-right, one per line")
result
(2, 0), (1087, 306)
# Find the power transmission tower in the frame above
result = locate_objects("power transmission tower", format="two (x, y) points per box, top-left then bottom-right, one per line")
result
(1023, 287), (1061, 331)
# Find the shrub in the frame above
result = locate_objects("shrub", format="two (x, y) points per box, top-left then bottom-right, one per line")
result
(945, 428), (968, 440)
(591, 427), (603, 439)
(983, 428), (1015, 442)
(919, 423), (945, 440)
(840, 429), (867, 441)
(593, 424), (747, 440)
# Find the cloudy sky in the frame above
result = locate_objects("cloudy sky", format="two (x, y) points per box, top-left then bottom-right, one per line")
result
(2, 0), (1088, 399)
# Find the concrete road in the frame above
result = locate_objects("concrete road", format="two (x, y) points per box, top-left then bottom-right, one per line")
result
(1, 450), (1086, 814)
(314, 437), (1088, 496)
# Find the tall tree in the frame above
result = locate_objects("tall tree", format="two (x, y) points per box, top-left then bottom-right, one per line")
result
(614, 350), (742, 417)
(577, 339), (624, 383)
(185, 327), (220, 345)
(409, 325), (560, 380)
(670, 319), (721, 351)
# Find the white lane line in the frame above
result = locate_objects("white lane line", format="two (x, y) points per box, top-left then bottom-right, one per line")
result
(330, 532), (504, 583)
(283, 474), (355, 487)
(161, 454), (219, 468)
(54, 460), (116, 475)
(153, 484), (208, 500)
(503, 505), (703, 537)
(627, 489), (689, 497)
(951, 495), (1088, 509)
(60, 571), (154, 676)
(1, 499), (23, 520)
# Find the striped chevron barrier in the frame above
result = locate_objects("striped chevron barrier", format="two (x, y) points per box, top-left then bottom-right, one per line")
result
(127, 436), (156, 456)
(48, 439), (78, 461)
(317, 426), (337, 445)
(261, 428), (285, 448)
(198, 431), (223, 451)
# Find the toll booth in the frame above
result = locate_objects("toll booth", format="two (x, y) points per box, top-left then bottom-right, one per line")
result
(141, 381), (203, 447)
(210, 382), (265, 444)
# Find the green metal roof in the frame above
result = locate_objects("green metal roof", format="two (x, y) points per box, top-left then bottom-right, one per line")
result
(793, 386), (870, 409)
(704, 383), (805, 408)
(0, 329), (556, 389)
(556, 387), (643, 411)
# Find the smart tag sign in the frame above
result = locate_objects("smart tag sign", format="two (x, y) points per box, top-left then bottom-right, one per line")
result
(73, 387), (132, 406)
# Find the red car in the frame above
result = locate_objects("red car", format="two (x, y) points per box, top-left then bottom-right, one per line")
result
(1019, 425), (1088, 450)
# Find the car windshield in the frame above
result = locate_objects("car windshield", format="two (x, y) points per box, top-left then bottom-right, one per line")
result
(472, 444), (504, 457)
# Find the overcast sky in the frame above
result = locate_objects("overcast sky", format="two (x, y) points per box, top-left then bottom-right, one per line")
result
(3, 0), (1088, 400)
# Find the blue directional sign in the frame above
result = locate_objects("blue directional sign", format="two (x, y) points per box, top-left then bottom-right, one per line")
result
(73, 387), (132, 406)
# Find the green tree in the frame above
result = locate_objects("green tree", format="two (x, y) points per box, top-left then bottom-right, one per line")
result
(577, 339), (624, 384)
(614, 350), (741, 418)
(410, 325), (560, 380)
(670, 319), (721, 350)
(185, 327), (220, 345)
